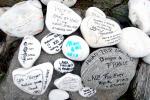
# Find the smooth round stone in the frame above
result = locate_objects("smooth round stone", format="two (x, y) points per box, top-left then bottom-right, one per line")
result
(80, 16), (121, 48)
(85, 7), (106, 18)
(79, 87), (96, 98)
(128, 0), (150, 35)
(46, 1), (82, 35)
(117, 27), (150, 58)
(54, 58), (74, 73)
(0, 0), (44, 37)
(62, 35), (90, 61)
(0, 7), (10, 16)
(18, 35), (41, 68)
(41, 0), (77, 7)
(143, 54), (150, 64)
(41, 33), (64, 54)
(12, 62), (54, 95)
(49, 89), (69, 100)
(54, 73), (83, 92)
(81, 47), (139, 90)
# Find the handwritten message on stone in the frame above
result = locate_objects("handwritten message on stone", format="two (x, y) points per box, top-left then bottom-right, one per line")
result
(81, 47), (138, 89)
(54, 58), (74, 73)
(18, 36), (41, 68)
(54, 73), (83, 92)
(41, 33), (64, 54)
(79, 87), (96, 98)
(62, 35), (90, 61)
(12, 62), (53, 95)
(80, 16), (121, 48)
(46, 1), (82, 35)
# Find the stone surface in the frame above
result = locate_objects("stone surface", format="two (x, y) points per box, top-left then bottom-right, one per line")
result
(54, 73), (83, 92)
(117, 27), (150, 58)
(18, 35), (41, 68)
(80, 16), (121, 48)
(54, 58), (74, 73)
(0, 0), (44, 37)
(81, 47), (138, 99)
(41, 33), (64, 54)
(79, 87), (96, 98)
(85, 7), (106, 18)
(131, 62), (150, 100)
(0, 28), (82, 100)
(49, 89), (69, 100)
(143, 54), (150, 64)
(41, 0), (77, 7)
(62, 35), (90, 61)
(0, 7), (10, 16)
(12, 62), (53, 95)
(46, 1), (82, 35)
(128, 0), (150, 35)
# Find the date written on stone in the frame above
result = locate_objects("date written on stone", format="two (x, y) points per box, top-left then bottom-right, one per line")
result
(81, 47), (139, 89)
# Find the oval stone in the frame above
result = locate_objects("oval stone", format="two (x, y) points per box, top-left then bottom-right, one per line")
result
(41, 33), (64, 54)
(46, 1), (82, 35)
(62, 35), (90, 61)
(54, 73), (83, 92)
(80, 16), (121, 48)
(54, 58), (74, 73)
(81, 47), (139, 90)
(18, 35), (41, 68)
(79, 87), (96, 98)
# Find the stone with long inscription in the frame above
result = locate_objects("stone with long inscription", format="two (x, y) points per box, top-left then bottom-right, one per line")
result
(118, 27), (150, 58)
(128, 0), (150, 35)
(79, 87), (96, 98)
(18, 35), (41, 68)
(54, 58), (74, 73)
(46, 1), (82, 35)
(0, 0), (44, 37)
(81, 47), (138, 90)
(62, 35), (90, 61)
(41, 0), (77, 7)
(41, 33), (64, 54)
(54, 73), (83, 92)
(49, 89), (69, 100)
(80, 16), (121, 48)
(12, 62), (53, 95)
(85, 7), (106, 18)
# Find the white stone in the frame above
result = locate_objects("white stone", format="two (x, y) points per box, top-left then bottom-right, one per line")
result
(46, 1), (82, 35)
(41, 0), (77, 7)
(41, 33), (64, 54)
(54, 73), (83, 92)
(49, 89), (69, 100)
(80, 16), (121, 48)
(79, 87), (96, 98)
(143, 55), (150, 64)
(18, 35), (41, 68)
(0, 0), (44, 37)
(117, 27), (150, 58)
(128, 0), (150, 35)
(62, 35), (90, 61)
(12, 62), (53, 95)
(0, 7), (10, 16)
(85, 7), (106, 18)
(54, 58), (74, 73)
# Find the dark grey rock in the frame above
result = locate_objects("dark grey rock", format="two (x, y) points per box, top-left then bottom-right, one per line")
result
(81, 47), (139, 100)
(131, 62), (150, 100)
(0, 0), (26, 7)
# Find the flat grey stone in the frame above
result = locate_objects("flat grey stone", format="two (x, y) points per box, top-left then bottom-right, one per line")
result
(81, 47), (139, 99)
